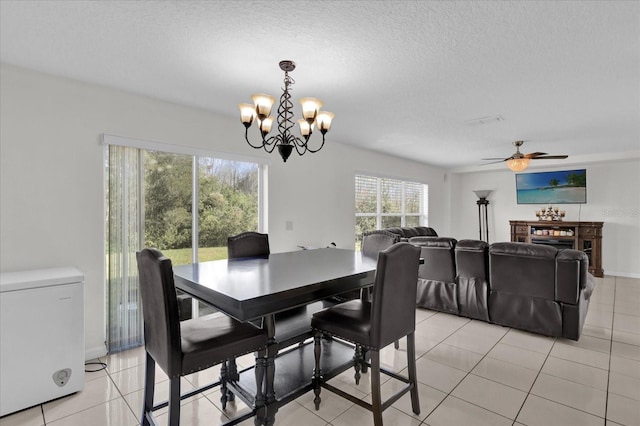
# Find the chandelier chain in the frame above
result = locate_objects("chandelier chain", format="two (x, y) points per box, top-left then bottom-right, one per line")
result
(277, 71), (295, 144)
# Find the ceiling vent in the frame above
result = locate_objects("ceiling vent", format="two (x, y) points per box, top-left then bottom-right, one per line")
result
(465, 115), (504, 126)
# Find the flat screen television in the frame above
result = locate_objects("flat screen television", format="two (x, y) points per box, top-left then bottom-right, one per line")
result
(516, 169), (587, 204)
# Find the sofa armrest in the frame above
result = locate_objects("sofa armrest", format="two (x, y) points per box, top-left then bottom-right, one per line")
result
(556, 249), (590, 304)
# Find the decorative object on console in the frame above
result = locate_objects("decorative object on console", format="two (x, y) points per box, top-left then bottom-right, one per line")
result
(238, 60), (334, 162)
(473, 190), (492, 242)
(535, 205), (566, 221)
(482, 141), (568, 172)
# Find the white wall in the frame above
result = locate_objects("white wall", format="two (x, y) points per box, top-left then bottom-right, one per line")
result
(0, 64), (446, 359)
(449, 160), (640, 277)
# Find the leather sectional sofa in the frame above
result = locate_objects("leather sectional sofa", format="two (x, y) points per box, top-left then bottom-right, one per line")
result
(383, 226), (438, 241)
(407, 235), (595, 340)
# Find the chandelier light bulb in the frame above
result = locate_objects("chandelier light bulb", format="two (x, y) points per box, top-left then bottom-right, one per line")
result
(316, 111), (335, 133)
(300, 97), (323, 123)
(238, 103), (256, 125)
(298, 119), (314, 137)
(259, 116), (274, 134)
(251, 94), (276, 120)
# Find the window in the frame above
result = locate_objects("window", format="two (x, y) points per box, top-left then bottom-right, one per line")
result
(355, 174), (428, 244)
(104, 135), (267, 352)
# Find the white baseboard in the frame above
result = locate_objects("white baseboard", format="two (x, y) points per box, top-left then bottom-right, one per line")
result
(85, 344), (108, 361)
(605, 271), (640, 279)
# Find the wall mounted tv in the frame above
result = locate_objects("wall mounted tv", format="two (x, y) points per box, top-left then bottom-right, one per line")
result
(516, 169), (587, 204)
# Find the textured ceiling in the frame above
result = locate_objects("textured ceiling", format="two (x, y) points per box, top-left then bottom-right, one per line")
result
(1, 0), (639, 169)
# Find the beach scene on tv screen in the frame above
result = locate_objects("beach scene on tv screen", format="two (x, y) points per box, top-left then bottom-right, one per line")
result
(516, 169), (587, 204)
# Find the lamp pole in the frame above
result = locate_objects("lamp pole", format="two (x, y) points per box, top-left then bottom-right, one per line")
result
(473, 190), (492, 243)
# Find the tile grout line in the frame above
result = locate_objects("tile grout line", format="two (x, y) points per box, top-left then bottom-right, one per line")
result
(603, 276), (617, 424)
(105, 362), (140, 423)
(517, 276), (618, 424)
(411, 314), (472, 423)
(39, 404), (46, 426)
(419, 318), (518, 424)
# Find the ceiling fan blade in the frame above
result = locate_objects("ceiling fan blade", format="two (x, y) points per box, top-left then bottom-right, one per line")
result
(481, 157), (508, 161)
(524, 152), (548, 158)
(531, 155), (569, 160)
(481, 159), (508, 165)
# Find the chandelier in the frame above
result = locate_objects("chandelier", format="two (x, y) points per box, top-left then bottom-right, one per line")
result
(238, 60), (335, 162)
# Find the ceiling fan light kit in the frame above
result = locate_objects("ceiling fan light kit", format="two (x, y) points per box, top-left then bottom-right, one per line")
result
(238, 60), (334, 162)
(483, 140), (568, 172)
(507, 157), (531, 172)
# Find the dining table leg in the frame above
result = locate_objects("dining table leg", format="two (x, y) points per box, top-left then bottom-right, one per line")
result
(254, 314), (278, 426)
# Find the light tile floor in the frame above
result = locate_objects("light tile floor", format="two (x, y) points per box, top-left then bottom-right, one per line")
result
(2, 276), (639, 426)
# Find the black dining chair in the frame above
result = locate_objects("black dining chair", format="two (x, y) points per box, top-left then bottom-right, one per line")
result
(361, 229), (400, 259)
(226, 232), (337, 395)
(360, 230), (402, 354)
(136, 248), (268, 426)
(311, 242), (421, 426)
(227, 231), (327, 348)
(330, 230), (400, 305)
(227, 231), (270, 259)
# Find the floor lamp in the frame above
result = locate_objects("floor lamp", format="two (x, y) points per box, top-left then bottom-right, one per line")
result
(473, 190), (493, 242)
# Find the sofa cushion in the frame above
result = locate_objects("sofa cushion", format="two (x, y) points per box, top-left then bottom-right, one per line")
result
(414, 226), (438, 237)
(401, 227), (419, 238)
(409, 236), (455, 249)
(412, 237), (458, 313)
(489, 242), (557, 300)
(489, 291), (563, 337)
(411, 237), (457, 282)
(455, 240), (490, 321)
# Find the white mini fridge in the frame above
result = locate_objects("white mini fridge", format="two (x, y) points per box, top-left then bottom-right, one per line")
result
(0, 267), (85, 416)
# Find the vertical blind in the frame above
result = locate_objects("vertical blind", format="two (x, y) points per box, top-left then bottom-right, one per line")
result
(107, 145), (144, 352)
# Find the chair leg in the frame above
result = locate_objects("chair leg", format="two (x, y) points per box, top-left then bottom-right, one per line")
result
(227, 358), (238, 402)
(406, 332), (420, 415)
(312, 333), (322, 410)
(361, 348), (368, 373)
(370, 350), (383, 426)
(167, 377), (181, 426)
(141, 352), (155, 426)
(220, 360), (229, 409)
(354, 344), (363, 385)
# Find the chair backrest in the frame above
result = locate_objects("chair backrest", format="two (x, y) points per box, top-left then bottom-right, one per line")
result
(227, 232), (270, 259)
(370, 242), (421, 348)
(361, 230), (399, 259)
(136, 248), (182, 377)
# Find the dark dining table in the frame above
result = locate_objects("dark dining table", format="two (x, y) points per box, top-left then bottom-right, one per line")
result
(173, 248), (378, 426)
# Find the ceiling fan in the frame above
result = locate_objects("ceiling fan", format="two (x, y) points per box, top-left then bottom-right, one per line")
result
(483, 141), (568, 171)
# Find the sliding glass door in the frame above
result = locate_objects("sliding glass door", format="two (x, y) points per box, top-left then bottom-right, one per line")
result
(106, 139), (265, 352)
